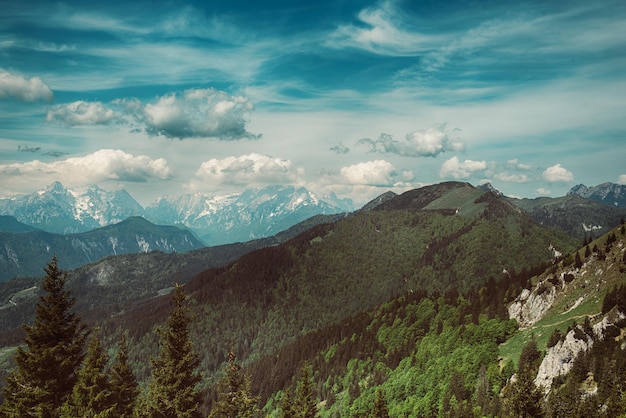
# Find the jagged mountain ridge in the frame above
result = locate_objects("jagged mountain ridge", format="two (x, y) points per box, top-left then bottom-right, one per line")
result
(0, 182), (143, 234)
(0, 216), (204, 282)
(0, 182), (355, 246)
(144, 184), (355, 245)
(568, 182), (626, 208)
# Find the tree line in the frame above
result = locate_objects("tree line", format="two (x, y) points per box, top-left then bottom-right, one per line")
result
(0, 257), (267, 417)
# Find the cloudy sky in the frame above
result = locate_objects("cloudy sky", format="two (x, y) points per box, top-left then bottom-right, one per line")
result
(1, 0), (625, 206)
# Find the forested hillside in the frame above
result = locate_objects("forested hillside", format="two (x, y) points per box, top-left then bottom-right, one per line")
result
(3, 182), (624, 417)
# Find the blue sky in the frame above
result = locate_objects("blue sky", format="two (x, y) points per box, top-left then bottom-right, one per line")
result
(1, 0), (625, 206)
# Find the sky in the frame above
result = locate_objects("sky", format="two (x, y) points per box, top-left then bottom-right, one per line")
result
(1, 0), (625, 207)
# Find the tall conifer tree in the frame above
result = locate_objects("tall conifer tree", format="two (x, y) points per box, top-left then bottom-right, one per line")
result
(209, 348), (259, 418)
(143, 284), (202, 418)
(1, 256), (88, 417)
(294, 362), (318, 418)
(370, 388), (390, 418)
(109, 332), (139, 417)
(62, 328), (115, 416)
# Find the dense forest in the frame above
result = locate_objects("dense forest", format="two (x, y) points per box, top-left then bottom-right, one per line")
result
(0, 185), (625, 417)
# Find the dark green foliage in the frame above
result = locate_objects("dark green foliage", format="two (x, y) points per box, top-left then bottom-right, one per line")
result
(293, 362), (318, 418)
(108, 332), (139, 417)
(142, 284), (202, 418)
(1, 256), (88, 417)
(370, 388), (389, 418)
(277, 388), (296, 418)
(209, 349), (260, 418)
(574, 251), (583, 268)
(505, 338), (544, 417)
(62, 329), (115, 416)
(602, 284), (626, 314)
(547, 328), (563, 348)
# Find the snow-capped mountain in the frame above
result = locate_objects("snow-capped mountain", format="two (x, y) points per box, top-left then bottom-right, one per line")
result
(145, 185), (355, 245)
(0, 182), (144, 234)
(568, 182), (626, 208)
(0, 183), (355, 246)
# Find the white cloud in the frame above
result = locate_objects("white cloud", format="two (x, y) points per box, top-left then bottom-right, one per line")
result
(439, 156), (487, 179)
(0, 149), (172, 186)
(46, 101), (121, 125)
(618, 174), (626, 185)
(0, 70), (53, 102)
(327, 2), (442, 56)
(542, 163), (574, 183)
(194, 153), (303, 186)
(144, 88), (257, 140)
(45, 88), (259, 140)
(358, 124), (464, 157)
(338, 160), (412, 186)
(494, 172), (529, 183)
(536, 188), (551, 196)
(506, 159), (532, 171)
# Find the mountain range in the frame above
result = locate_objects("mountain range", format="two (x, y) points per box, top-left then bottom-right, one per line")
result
(0, 182), (355, 246)
(0, 181), (624, 416)
(0, 216), (205, 282)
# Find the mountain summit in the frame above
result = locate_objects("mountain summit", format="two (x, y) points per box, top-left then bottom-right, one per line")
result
(568, 182), (626, 208)
(0, 182), (144, 234)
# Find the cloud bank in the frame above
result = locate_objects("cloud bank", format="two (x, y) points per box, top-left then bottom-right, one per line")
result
(194, 153), (302, 186)
(359, 124), (464, 157)
(46, 88), (258, 140)
(0, 70), (53, 102)
(0, 149), (172, 185)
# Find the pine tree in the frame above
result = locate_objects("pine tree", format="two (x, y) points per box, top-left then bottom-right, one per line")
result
(143, 284), (202, 418)
(1, 256), (88, 417)
(62, 328), (115, 416)
(505, 338), (544, 417)
(370, 388), (389, 418)
(294, 362), (318, 418)
(574, 251), (583, 269)
(209, 348), (260, 418)
(109, 332), (139, 417)
(278, 388), (296, 418)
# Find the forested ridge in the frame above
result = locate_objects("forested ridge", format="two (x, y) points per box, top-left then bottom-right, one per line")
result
(1, 183), (624, 416)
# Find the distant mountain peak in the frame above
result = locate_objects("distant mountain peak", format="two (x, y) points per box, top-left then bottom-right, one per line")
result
(568, 182), (626, 208)
(477, 182), (504, 197)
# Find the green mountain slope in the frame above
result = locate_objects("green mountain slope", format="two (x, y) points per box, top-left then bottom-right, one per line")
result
(1, 181), (598, 416)
(96, 183), (577, 393)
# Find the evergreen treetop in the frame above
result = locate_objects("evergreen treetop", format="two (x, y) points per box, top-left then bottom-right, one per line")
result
(142, 284), (202, 418)
(108, 332), (140, 417)
(1, 256), (88, 417)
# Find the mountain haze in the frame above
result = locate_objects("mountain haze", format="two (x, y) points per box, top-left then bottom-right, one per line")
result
(0, 182), (354, 246)
(508, 194), (626, 240)
(0, 216), (204, 282)
(144, 185), (355, 245)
